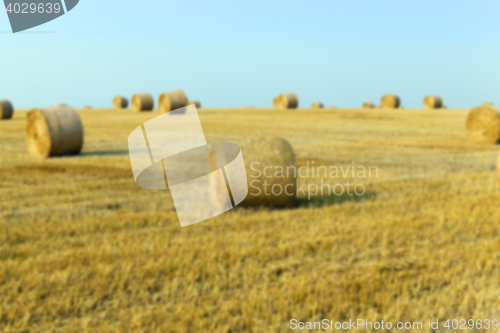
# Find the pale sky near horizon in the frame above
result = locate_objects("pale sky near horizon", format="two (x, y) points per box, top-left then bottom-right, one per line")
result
(1, 0), (499, 109)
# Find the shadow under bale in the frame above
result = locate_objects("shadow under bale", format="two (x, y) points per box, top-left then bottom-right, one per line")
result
(295, 191), (377, 208)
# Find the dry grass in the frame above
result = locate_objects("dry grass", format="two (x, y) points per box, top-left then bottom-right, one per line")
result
(1, 107), (499, 332)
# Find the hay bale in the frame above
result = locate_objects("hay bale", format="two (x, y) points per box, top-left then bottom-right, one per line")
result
(380, 94), (401, 109)
(132, 93), (154, 112)
(311, 102), (324, 109)
(423, 95), (443, 109)
(362, 102), (375, 109)
(83, 105), (93, 109)
(0, 99), (14, 119)
(211, 136), (296, 207)
(188, 100), (201, 108)
(483, 102), (493, 107)
(273, 93), (299, 109)
(26, 105), (84, 158)
(442, 105), (448, 109)
(498, 150), (500, 186)
(159, 90), (188, 113)
(465, 104), (500, 144)
(113, 96), (129, 109)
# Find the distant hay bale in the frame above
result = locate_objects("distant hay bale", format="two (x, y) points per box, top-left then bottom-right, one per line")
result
(362, 102), (375, 109)
(26, 105), (84, 158)
(188, 100), (201, 108)
(311, 102), (324, 109)
(131, 93), (154, 112)
(423, 95), (443, 109)
(483, 102), (493, 107)
(465, 104), (500, 144)
(83, 105), (93, 109)
(273, 93), (299, 109)
(113, 96), (129, 109)
(380, 94), (401, 109)
(159, 90), (188, 113)
(0, 99), (14, 120)
(212, 137), (296, 207)
(442, 105), (448, 109)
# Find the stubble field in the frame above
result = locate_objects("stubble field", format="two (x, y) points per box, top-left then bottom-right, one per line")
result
(0, 107), (499, 332)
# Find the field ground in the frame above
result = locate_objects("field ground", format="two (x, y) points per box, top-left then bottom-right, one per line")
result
(0, 107), (499, 332)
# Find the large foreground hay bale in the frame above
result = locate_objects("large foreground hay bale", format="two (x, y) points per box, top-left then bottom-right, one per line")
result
(0, 99), (14, 119)
(113, 96), (129, 109)
(465, 104), (500, 144)
(159, 90), (187, 113)
(423, 95), (443, 109)
(362, 102), (375, 109)
(26, 105), (84, 158)
(311, 102), (324, 109)
(132, 93), (154, 112)
(380, 94), (401, 109)
(188, 100), (201, 108)
(212, 137), (296, 207)
(273, 93), (299, 109)
(498, 150), (500, 186)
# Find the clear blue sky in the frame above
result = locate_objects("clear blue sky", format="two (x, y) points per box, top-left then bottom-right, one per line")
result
(1, 0), (499, 109)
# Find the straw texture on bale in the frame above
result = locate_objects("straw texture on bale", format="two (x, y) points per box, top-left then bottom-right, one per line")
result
(159, 90), (188, 113)
(26, 105), (84, 158)
(131, 94), (154, 112)
(498, 150), (500, 186)
(213, 137), (296, 207)
(362, 102), (375, 109)
(273, 93), (299, 109)
(465, 104), (500, 144)
(311, 102), (324, 109)
(188, 100), (201, 108)
(0, 99), (14, 119)
(113, 96), (129, 109)
(380, 94), (401, 109)
(423, 95), (443, 109)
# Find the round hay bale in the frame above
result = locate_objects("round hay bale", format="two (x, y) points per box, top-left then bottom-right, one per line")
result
(498, 150), (500, 186)
(311, 102), (324, 109)
(380, 94), (401, 109)
(113, 96), (129, 109)
(213, 137), (296, 207)
(465, 104), (500, 144)
(132, 93), (154, 112)
(83, 105), (93, 109)
(26, 105), (84, 158)
(0, 99), (14, 120)
(159, 90), (188, 113)
(423, 95), (443, 109)
(188, 100), (201, 108)
(362, 102), (375, 109)
(483, 102), (493, 107)
(442, 105), (448, 109)
(273, 93), (299, 109)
